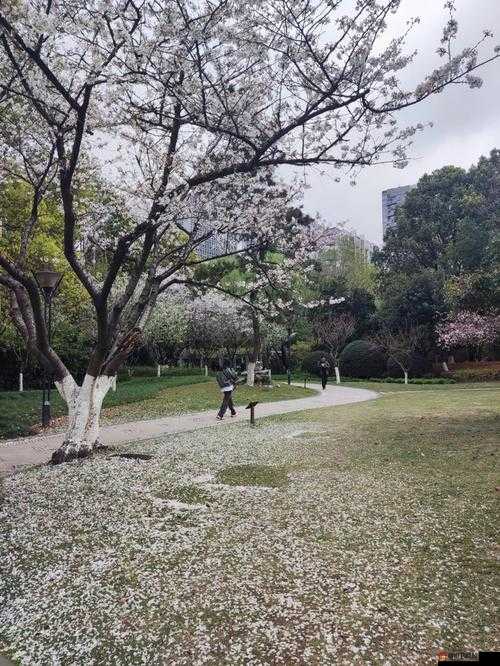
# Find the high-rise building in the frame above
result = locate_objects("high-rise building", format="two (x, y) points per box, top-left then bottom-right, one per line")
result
(196, 231), (239, 260)
(382, 185), (414, 236)
(315, 225), (378, 264)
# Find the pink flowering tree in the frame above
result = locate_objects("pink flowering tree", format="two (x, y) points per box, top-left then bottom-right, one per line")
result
(436, 311), (498, 360)
(0, 1), (498, 463)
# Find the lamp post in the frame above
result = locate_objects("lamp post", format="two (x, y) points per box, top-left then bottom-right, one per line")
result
(34, 266), (62, 427)
(283, 329), (297, 385)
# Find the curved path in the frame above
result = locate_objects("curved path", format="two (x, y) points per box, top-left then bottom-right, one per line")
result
(0, 383), (378, 475)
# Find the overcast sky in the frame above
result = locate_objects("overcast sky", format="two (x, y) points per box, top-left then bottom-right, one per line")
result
(295, 0), (500, 245)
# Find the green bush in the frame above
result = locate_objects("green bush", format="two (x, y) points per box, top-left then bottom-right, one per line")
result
(343, 377), (455, 384)
(301, 351), (331, 377)
(291, 342), (313, 370)
(451, 366), (500, 382)
(339, 340), (386, 379)
(118, 365), (205, 380)
(383, 377), (455, 384)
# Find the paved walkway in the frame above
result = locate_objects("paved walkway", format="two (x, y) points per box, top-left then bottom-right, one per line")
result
(0, 383), (379, 474)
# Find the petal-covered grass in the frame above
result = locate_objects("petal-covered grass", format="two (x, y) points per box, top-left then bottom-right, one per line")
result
(0, 386), (498, 665)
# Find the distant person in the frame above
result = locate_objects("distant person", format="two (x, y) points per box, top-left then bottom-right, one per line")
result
(216, 362), (239, 420)
(318, 356), (331, 390)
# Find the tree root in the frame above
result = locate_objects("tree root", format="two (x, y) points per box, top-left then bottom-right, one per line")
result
(51, 440), (94, 465)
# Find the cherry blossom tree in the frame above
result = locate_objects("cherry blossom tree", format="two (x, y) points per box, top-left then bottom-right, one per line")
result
(436, 310), (498, 360)
(142, 292), (189, 375)
(0, 0), (497, 463)
(184, 293), (250, 372)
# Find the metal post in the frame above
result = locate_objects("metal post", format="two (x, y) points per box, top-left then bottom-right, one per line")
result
(34, 268), (62, 429)
(287, 326), (291, 386)
(42, 295), (51, 427)
(246, 401), (258, 426)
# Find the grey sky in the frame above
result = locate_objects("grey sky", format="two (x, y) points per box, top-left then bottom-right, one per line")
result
(297, 0), (500, 245)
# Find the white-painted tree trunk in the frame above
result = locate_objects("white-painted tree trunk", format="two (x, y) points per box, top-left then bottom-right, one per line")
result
(112, 375), (117, 392)
(157, 363), (161, 377)
(442, 361), (449, 373)
(246, 360), (256, 387)
(334, 366), (341, 384)
(404, 370), (408, 385)
(53, 374), (113, 463)
(19, 372), (23, 392)
(204, 364), (208, 377)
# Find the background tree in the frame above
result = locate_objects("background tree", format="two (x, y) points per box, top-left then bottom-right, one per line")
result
(375, 150), (499, 352)
(0, 0), (496, 463)
(313, 312), (356, 383)
(374, 326), (422, 384)
(143, 294), (189, 375)
(320, 234), (377, 295)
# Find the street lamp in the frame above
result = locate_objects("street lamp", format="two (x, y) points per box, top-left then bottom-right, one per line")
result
(283, 330), (297, 385)
(34, 266), (62, 427)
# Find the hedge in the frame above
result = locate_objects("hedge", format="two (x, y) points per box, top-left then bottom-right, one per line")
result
(339, 340), (386, 379)
(451, 366), (500, 383)
(344, 377), (455, 385)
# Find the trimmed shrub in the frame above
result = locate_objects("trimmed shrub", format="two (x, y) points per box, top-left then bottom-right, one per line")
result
(383, 377), (455, 384)
(339, 340), (386, 379)
(342, 376), (455, 384)
(451, 365), (500, 383)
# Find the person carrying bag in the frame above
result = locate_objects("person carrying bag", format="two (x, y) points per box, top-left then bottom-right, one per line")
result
(215, 363), (240, 420)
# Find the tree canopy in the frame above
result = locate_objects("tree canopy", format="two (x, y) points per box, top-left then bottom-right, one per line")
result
(375, 150), (500, 343)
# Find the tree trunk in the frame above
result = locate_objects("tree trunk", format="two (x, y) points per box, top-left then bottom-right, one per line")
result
(19, 371), (24, 392)
(247, 312), (261, 387)
(334, 366), (341, 384)
(156, 363), (161, 377)
(404, 370), (408, 385)
(52, 374), (113, 464)
(246, 360), (256, 387)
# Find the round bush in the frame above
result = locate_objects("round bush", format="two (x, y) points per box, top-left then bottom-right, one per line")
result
(302, 351), (331, 376)
(339, 340), (386, 379)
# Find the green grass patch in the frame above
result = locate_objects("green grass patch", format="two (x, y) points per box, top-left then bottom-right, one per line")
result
(217, 463), (289, 487)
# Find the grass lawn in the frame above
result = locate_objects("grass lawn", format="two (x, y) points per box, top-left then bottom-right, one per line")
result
(0, 376), (313, 440)
(1, 384), (498, 664)
(101, 379), (313, 424)
(277, 373), (500, 392)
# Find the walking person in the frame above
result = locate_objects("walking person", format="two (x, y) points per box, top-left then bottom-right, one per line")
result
(318, 355), (331, 390)
(216, 362), (239, 420)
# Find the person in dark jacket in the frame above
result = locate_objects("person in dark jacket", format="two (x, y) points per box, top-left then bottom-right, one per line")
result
(216, 363), (239, 419)
(318, 356), (331, 390)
